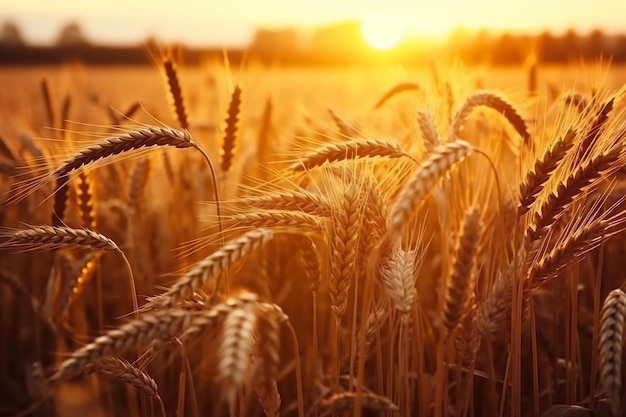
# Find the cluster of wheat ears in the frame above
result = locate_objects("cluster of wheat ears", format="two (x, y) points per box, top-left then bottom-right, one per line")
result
(1, 56), (626, 417)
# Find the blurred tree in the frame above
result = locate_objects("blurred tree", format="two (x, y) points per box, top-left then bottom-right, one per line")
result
(251, 29), (299, 55)
(310, 21), (365, 63)
(584, 28), (606, 58)
(56, 22), (89, 47)
(0, 21), (25, 47)
(612, 34), (626, 61)
(468, 29), (494, 63)
(538, 30), (560, 62)
(493, 33), (522, 64)
(561, 28), (582, 61)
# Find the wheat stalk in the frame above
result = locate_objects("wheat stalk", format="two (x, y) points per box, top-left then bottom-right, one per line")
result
(0, 270), (46, 324)
(373, 82), (420, 109)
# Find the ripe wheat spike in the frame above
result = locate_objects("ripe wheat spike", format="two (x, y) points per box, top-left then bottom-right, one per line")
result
(599, 289), (626, 417)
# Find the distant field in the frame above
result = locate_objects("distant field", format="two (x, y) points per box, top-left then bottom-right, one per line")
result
(1, 63), (625, 135)
(2, 60), (626, 417)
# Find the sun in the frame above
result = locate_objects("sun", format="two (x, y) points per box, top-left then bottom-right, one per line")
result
(361, 13), (406, 51)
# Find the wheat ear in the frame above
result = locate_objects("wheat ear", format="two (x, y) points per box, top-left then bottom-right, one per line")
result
(562, 91), (589, 113)
(219, 302), (258, 402)
(388, 140), (473, 240)
(162, 56), (189, 129)
(54, 126), (193, 178)
(59, 94), (71, 135)
(128, 157), (151, 206)
(477, 264), (515, 337)
(443, 206), (482, 333)
(57, 254), (98, 322)
(49, 309), (192, 384)
(518, 129), (576, 215)
(577, 97), (614, 162)
(356, 300), (388, 366)
(294, 234), (321, 295)
(1, 225), (138, 316)
(40, 78), (55, 129)
(381, 248), (417, 314)
(180, 292), (259, 340)
(529, 220), (607, 287)
(329, 183), (361, 324)
(289, 138), (410, 171)
(0, 226), (118, 251)
(237, 190), (331, 217)
(51, 125), (224, 244)
(328, 108), (359, 138)
(221, 84), (241, 173)
(417, 109), (440, 149)
(599, 288), (626, 416)
(451, 90), (530, 144)
(76, 171), (96, 229)
(253, 304), (282, 417)
(77, 356), (160, 400)
(52, 174), (69, 226)
(526, 147), (620, 242)
(226, 211), (324, 231)
(148, 229), (273, 309)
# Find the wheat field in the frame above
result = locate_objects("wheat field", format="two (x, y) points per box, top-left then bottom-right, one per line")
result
(1, 60), (626, 417)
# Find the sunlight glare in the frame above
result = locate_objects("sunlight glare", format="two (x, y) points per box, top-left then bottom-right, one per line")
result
(361, 13), (406, 51)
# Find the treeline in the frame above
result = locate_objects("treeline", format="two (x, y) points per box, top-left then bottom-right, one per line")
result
(446, 28), (626, 64)
(1, 20), (625, 66)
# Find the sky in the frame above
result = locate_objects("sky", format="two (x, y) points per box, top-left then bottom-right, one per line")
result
(2, 0), (626, 47)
